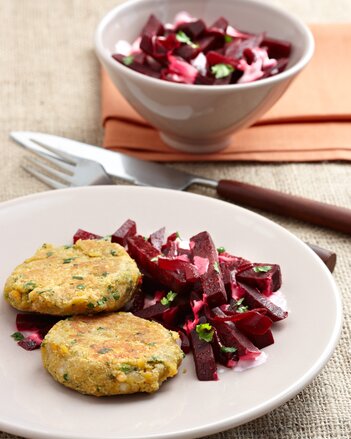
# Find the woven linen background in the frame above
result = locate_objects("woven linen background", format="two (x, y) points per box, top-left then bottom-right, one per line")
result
(0, 1), (350, 438)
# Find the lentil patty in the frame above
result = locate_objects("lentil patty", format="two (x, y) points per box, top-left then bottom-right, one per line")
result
(41, 312), (183, 395)
(4, 239), (141, 315)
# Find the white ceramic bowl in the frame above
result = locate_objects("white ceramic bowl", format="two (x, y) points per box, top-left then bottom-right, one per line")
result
(95, 0), (314, 153)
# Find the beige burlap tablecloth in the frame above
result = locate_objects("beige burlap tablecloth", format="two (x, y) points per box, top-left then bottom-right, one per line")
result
(0, 1), (350, 438)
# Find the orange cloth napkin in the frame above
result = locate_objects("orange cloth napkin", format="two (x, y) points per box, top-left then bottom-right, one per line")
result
(102, 24), (351, 161)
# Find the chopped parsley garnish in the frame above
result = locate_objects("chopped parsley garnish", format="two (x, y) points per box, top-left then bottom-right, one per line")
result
(11, 332), (24, 341)
(97, 327), (105, 331)
(148, 355), (162, 363)
(98, 348), (112, 354)
(64, 245), (72, 249)
(253, 265), (273, 273)
(224, 35), (233, 43)
(63, 258), (74, 264)
(236, 297), (249, 313)
(211, 63), (234, 79)
(196, 323), (214, 343)
(63, 373), (69, 381)
(46, 251), (54, 257)
(217, 247), (226, 254)
(112, 293), (120, 300)
(87, 302), (95, 309)
(213, 261), (220, 274)
(122, 55), (134, 66)
(176, 31), (199, 48)
(72, 275), (84, 280)
(23, 281), (36, 292)
(220, 346), (237, 353)
(120, 363), (135, 373)
(76, 284), (85, 290)
(110, 250), (117, 256)
(97, 297), (108, 306)
(160, 291), (177, 306)
(101, 272), (109, 277)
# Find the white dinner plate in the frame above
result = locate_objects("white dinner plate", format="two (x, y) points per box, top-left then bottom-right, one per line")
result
(0, 186), (342, 439)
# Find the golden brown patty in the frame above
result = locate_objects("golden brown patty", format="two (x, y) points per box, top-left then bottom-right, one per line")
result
(41, 312), (183, 396)
(4, 239), (141, 315)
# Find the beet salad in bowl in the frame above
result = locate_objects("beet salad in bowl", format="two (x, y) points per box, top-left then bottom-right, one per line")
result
(95, 0), (314, 153)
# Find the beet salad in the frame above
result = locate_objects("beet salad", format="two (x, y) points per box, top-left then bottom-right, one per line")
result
(112, 11), (292, 85)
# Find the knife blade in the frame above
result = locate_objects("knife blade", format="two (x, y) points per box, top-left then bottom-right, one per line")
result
(11, 131), (351, 235)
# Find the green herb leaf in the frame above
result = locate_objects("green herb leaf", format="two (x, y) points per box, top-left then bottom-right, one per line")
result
(76, 284), (85, 290)
(253, 265), (272, 273)
(196, 323), (214, 343)
(23, 281), (36, 292)
(87, 302), (94, 309)
(46, 251), (54, 257)
(220, 346), (237, 353)
(63, 258), (74, 264)
(217, 246), (226, 254)
(213, 261), (220, 274)
(97, 327), (105, 331)
(120, 363), (135, 373)
(224, 35), (233, 43)
(101, 271), (109, 277)
(235, 297), (249, 313)
(97, 297), (108, 306)
(112, 293), (120, 301)
(63, 373), (69, 381)
(211, 63), (234, 79)
(176, 31), (199, 48)
(160, 291), (177, 306)
(147, 355), (162, 364)
(122, 55), (134, 66)
(72, 275), (84, 280)
(11, 332), (24, 341)
(110, 250), (117, 256)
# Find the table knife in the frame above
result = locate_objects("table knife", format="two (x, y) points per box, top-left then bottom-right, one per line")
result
(11, 131), (351, 235)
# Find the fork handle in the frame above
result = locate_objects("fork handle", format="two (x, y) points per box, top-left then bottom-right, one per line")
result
(217, 179), (351, 235)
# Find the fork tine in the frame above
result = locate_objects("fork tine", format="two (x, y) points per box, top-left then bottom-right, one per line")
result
(22, 164), (68, 190)
(25, 156), (73, 185)
(26, 148), (75, 174)
(30, 138), (78, 165)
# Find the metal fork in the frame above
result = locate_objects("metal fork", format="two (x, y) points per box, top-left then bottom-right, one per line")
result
(22, 141), (113, 189)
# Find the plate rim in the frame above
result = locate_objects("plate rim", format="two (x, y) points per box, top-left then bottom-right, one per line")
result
(0, 186), (343, 439)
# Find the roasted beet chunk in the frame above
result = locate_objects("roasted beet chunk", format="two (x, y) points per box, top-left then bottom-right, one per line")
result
(148, 226), (166, 250)
(236, 263), (282, 296)
(141, 14), (164, 38)
(261, 37), (292, 59)
(111, 219), (137, 247)
(134, 302), (169, 320)
(242, 329), (275, 349)
(17, 333), (43, 351)
(16, 313), (59, 333)
(73, 229), (102, 244)
(211, 328), (238, 367)
(127, 235), (189, 293)
(189, 327), (218, 380)
(211, 308), (261, 360)
(191, 231), (227, 306)
(176, 19), (206, 39)
(239, 282), (288, 322)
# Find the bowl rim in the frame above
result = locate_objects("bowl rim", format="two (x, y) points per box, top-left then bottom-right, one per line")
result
(94, 0), (315, 92)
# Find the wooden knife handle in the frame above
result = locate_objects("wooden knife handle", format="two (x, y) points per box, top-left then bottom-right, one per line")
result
(217, 179), (351, 235)
(306, 243), (337, 273)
